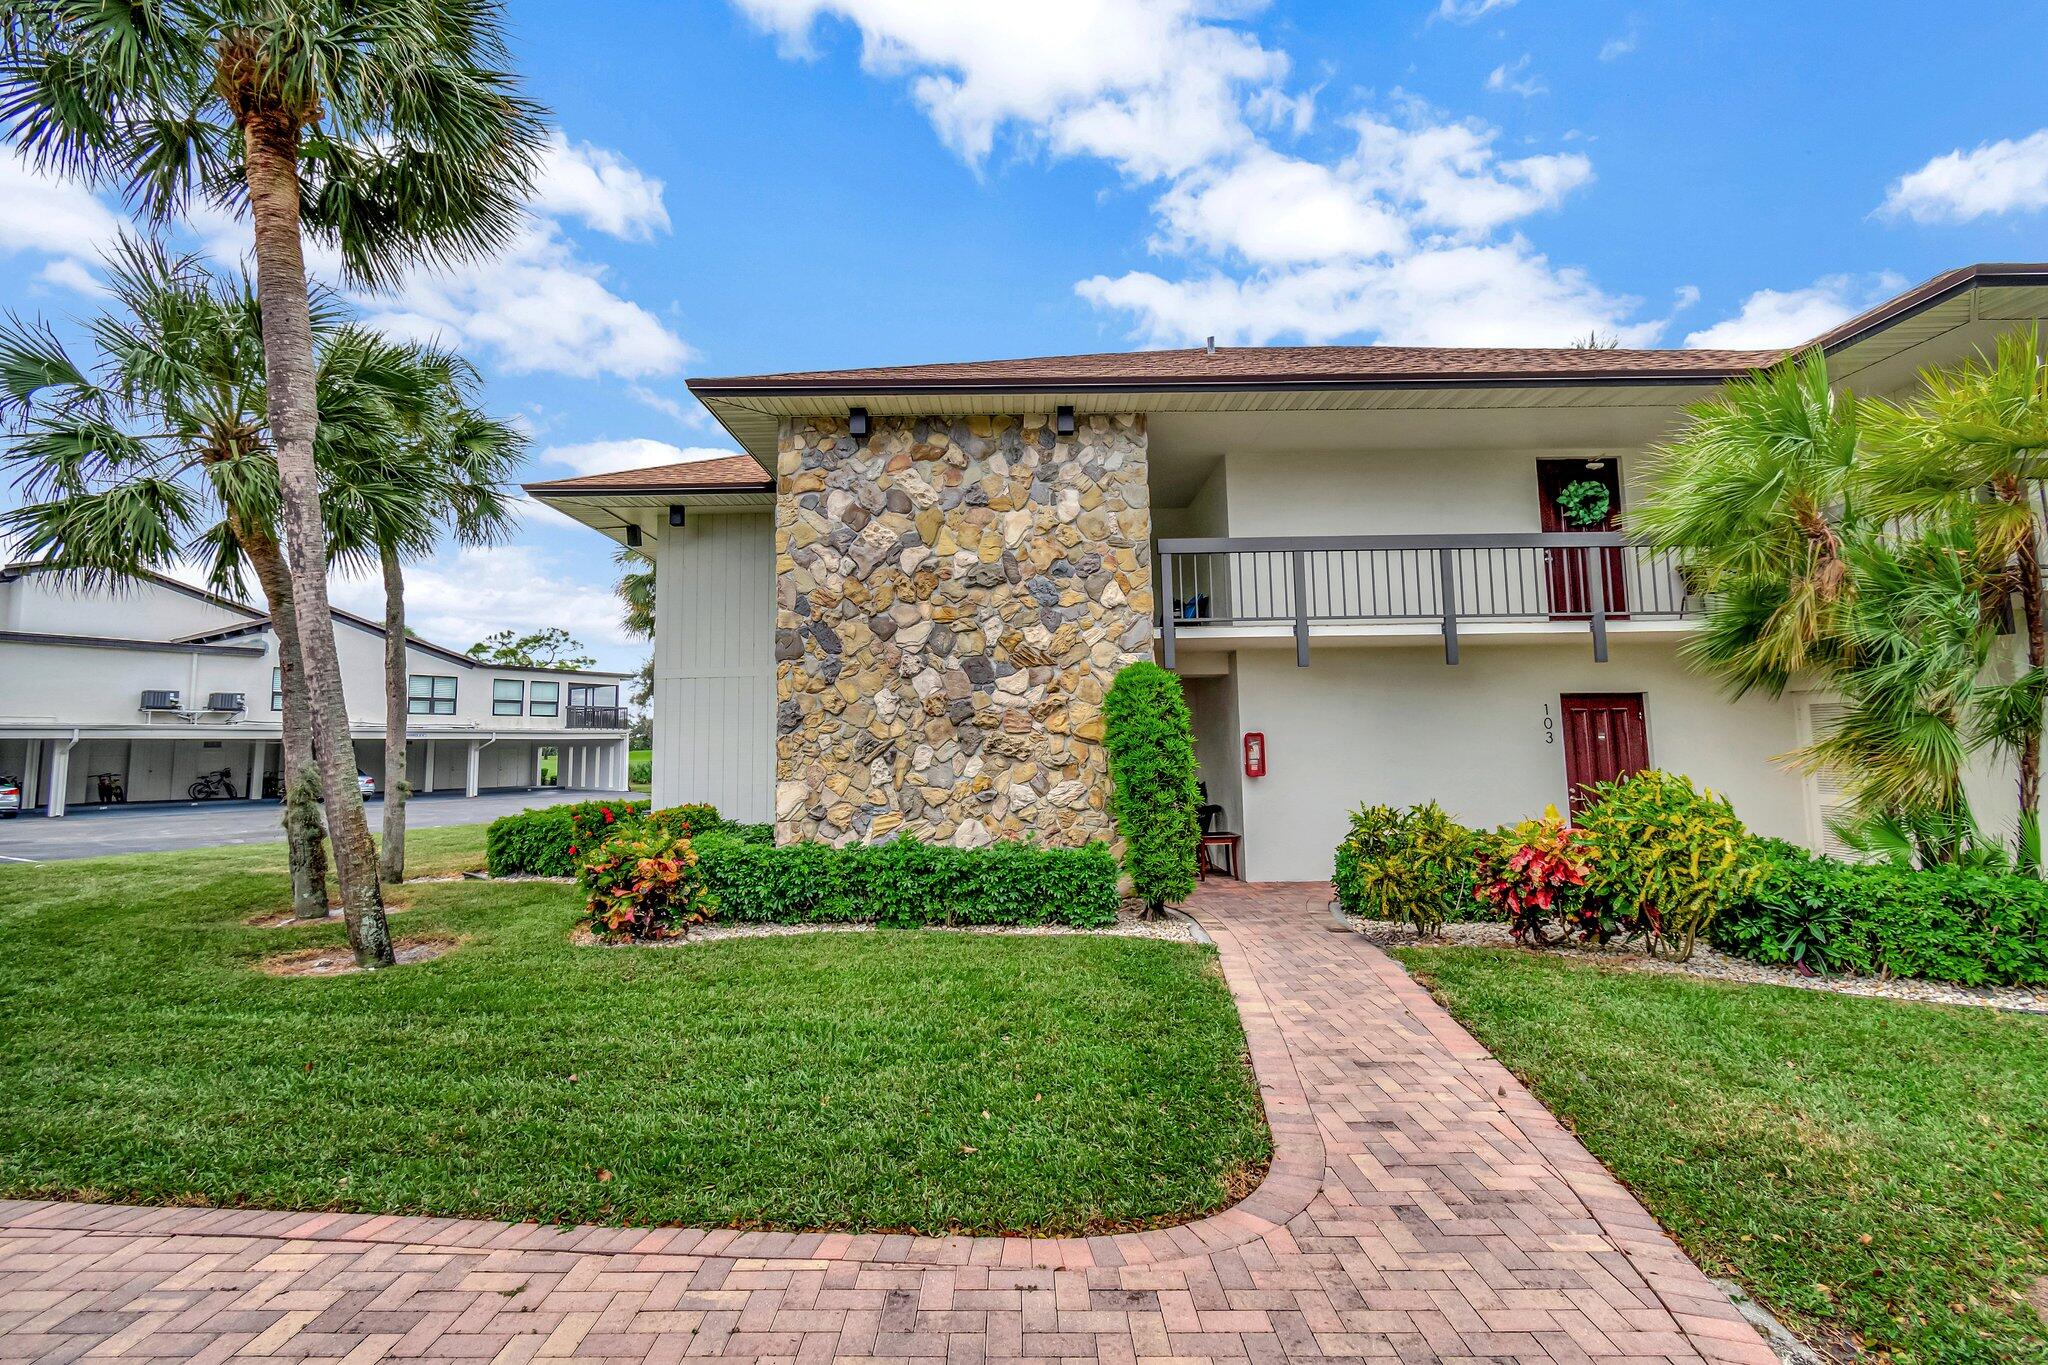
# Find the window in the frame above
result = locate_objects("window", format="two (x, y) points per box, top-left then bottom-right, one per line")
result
(530, 681), (559, 717)
(493, 678), (525, 716)
(271, 667), (283, 712)
(408, 674), (456, 716)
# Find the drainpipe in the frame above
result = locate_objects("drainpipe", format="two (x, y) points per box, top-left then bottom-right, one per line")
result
(466, 734), (497, 798)
(45, 729), (79, 818)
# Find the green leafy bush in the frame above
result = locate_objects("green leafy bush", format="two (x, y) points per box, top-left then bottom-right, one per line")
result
(727, 822), (775, 847)
(485, 799), (650, 877)
(644, 803), (725, 841)
(1331, 803), (1479, 935)
(691, 833), (1119, 929)
(628, 759), (652, 785)
(1103, 662), (1199, 914)
(1576, 771), (1760, 960)
(1715, 842), (2048, 985)
(578, 833), (715, 941)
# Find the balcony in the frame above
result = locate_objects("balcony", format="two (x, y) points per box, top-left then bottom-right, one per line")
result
(1156, 532), (1700, 667)
(565, 705), (631, 730)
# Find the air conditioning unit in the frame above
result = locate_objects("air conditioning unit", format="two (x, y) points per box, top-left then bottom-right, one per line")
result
(140, 690), (183, 712)
(207, 692), (247, 713)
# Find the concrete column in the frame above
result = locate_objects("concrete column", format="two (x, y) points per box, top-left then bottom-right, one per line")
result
(44, 739), (70, 818)
(421, 739), (436, 794)
(531, 744), (545, 788)
(465, 740), (481, 798)
(615, 738), (633, 793)
(245, 742), (261, 802)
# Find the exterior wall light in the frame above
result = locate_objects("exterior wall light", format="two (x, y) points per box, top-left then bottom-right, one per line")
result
(625, 524), (643, 548)
(1055, 405), (1076, 436)
(848, 406), (870, 439)
(668, 505), (685, 527)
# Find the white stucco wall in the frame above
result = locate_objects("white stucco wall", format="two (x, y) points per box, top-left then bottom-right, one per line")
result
(1221, 637), (1815, 882)
(651, 511), (775, 821)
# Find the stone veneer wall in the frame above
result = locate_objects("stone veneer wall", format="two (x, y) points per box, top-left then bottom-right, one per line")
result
(774, 413), (1153, 847)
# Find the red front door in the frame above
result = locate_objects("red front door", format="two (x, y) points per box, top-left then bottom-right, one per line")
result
(1560, 692), (1649, 816)
(1538, 459), (1627, 618)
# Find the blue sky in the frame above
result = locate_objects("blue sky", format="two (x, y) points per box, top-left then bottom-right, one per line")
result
(3, 0), (2045, 672)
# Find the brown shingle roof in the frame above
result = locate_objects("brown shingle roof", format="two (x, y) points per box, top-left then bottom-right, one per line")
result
(688, 344), (1781, 394)
(522, 453), (771, 495)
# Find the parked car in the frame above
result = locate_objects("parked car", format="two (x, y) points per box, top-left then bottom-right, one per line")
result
(0, 774), (20, 818)
(294, 770), (380, 802)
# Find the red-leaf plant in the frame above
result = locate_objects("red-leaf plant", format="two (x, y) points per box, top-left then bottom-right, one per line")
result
(1474, 807), (1596, 946)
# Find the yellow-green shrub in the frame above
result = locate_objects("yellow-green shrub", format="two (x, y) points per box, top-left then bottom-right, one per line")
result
(1577, 770), (1761, 960)
(1331, 802), (1473, 936)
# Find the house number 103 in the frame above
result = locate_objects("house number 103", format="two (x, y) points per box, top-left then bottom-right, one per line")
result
(1542, 702), (1555, 745)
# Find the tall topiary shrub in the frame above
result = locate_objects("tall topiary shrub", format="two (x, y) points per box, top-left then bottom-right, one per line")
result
(1103, 662), (1201, 916)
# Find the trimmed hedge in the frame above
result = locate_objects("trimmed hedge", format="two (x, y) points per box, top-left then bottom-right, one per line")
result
(486, 799), (650, 877)
(689, 833), (1120, 928)
(1103, 662), (1200, 914)
(1714, 844), (2048, 986)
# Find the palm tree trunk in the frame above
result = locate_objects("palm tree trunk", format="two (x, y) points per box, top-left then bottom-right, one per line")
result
(378, 542), (410, 884)
(2016, 528), (2045, 869)
(240, 522), (331, 918)
(241, 116), (395, 968)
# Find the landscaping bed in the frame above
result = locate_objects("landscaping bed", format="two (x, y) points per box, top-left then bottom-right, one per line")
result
(0, 824), (1270, 1235)
(1393, 944), (2048, 1365)
(1350, 915), (2048, 1014)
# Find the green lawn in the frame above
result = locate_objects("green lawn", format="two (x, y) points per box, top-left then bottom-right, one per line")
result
(1394, 945), (2048, 1365)
(0, 826), (1269, 1234)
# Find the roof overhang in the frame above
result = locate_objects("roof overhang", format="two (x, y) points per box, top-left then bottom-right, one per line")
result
(682, 262), (2048, 468)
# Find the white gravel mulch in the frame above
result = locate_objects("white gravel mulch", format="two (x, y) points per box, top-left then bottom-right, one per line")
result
(1349, 915), (2048, 1015)
(573, 905), (1202, 948)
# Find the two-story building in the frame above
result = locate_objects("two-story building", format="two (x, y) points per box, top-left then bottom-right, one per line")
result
(0, 562), (633, 817)
(527, 262), (2048, 881)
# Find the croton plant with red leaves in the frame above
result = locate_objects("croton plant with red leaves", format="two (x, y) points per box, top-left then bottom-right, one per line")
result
(578, 834), (716, 941)
(1474, 807), (1597, 945)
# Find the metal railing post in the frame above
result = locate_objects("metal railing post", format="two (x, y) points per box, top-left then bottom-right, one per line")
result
(1158, 549), (1176, 669)
(1587, 547), (1609, 662)
(1290, 550), (1310, 667)
(1438, 547), (1459, 665)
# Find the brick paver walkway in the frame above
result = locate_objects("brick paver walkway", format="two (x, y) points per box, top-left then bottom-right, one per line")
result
(0, 881), (1776, 1364)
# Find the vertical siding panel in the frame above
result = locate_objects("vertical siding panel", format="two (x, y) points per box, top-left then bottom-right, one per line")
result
(649, 511), (773, 822)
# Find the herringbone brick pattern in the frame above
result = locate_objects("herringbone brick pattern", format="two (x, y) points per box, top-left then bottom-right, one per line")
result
(0, 881), (1776, 1363)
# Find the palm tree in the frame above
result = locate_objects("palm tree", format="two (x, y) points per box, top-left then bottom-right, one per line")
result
(1799, 526), (1997, 864)
(614, 546), (654, 708)
(0, 237), (335, 919)
(1631, 351), (1865, 697)
(1, 0), (549, 965)
(1859, 328), (2048, 866)
(320, 333), (522, 882)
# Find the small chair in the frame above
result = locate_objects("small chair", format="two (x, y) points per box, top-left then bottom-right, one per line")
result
(1198, 830), (1244, 881)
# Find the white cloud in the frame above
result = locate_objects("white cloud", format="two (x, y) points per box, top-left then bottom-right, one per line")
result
(34, 257), (103, 295)
(735, 3), (1627, 350)
(1598, 25), (1639, 60)
(360, 221), (690, 380)
(1484, 55), (1546, 97)
(330, 544), (638, 657)
(0, 151), (123, 278)
(731, 0), (1287, 179)
(1878, 129), (2048, 223)
(539, 439), (742, 477)
(532, 130), (671, 240)
(1683, 274), (1904, 349)
(1081, 239), (1658, 348)
(1435, 0), (1516, 22)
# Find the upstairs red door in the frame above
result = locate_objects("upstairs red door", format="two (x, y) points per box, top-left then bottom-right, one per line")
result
(1560, 692), (1648, 816)
(1538, 458), (1627, 617)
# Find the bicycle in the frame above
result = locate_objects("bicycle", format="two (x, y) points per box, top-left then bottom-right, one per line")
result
(188, 767), (238, 800)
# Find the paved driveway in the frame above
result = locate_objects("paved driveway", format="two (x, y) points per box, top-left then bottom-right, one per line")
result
(0, 788), (594, 863)
(0, 883), (1775, 1363)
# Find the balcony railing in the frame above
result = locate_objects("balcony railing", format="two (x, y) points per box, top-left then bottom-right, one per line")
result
(566, 705), (630, 730)
(1157, 533), (1700, 668)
